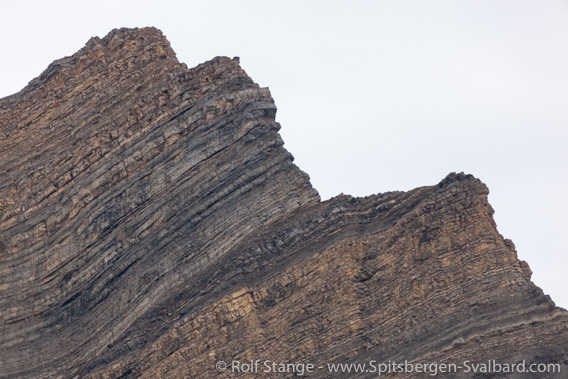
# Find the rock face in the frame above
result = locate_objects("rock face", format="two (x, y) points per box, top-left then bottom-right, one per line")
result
(0, 27), (566, 378)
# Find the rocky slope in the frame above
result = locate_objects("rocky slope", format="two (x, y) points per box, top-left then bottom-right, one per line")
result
(0, 27), (566, 378)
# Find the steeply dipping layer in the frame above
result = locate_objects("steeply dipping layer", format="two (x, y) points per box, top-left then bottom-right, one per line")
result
(0, 28), (566, 378)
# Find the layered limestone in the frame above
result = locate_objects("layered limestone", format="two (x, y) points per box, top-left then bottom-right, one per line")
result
(0, 27), (566, 378)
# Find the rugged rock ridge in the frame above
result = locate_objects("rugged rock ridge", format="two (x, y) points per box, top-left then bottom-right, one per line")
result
(0, 27), (567, 378)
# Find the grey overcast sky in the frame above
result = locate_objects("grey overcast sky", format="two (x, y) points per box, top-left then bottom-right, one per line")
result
(1, 0), (567, 308)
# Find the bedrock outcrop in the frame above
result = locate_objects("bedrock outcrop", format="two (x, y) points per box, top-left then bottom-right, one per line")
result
(0, 27), (566, 378)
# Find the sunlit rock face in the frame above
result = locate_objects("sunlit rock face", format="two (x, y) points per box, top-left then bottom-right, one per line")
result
(0, 27), (566, 378)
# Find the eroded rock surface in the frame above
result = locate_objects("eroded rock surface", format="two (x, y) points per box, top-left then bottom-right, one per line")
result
(1, 27), (566, 378)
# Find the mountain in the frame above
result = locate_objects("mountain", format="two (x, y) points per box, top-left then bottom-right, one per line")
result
(1, 27), (566, 378)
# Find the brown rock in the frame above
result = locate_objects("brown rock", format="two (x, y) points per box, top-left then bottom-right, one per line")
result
(0, 27), (566, 378)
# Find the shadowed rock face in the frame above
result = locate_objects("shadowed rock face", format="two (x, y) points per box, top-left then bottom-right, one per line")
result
(0, 27), (566, 378)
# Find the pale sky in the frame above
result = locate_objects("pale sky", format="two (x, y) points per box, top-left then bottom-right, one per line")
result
(1, 0), (567, 308)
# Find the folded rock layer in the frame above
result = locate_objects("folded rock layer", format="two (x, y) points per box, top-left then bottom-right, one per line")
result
(0, 27), (566, 378)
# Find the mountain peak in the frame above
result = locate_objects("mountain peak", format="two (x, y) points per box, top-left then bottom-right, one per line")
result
(1, 28), (566, 378)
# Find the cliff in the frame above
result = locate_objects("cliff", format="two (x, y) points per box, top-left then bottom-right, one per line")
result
(0, 27), (566, 378)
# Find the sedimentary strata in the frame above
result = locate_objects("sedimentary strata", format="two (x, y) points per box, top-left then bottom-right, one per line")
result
(1, 27), (566, 378)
